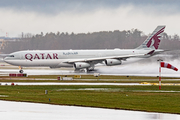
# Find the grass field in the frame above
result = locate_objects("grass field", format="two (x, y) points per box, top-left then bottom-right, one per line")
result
(0, 85), (180, 114)
(0, 75), (180, 114)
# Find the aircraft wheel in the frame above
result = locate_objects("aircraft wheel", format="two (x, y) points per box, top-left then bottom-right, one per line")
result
(19, 70), (23, 73)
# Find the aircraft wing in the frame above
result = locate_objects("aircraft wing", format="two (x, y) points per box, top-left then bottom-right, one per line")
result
(66, 53), (146, 63)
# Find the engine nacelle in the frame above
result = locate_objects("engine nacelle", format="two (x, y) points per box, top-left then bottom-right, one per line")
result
(105, 59), (122, 66)
(74, 62), (91, 69)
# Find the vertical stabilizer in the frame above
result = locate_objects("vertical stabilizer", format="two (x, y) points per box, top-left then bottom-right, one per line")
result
(136, 26), (165, 50)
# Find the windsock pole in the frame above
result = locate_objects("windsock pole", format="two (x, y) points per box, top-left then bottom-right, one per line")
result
(158, 61), (178, 90)
(157, 59), (163, 90)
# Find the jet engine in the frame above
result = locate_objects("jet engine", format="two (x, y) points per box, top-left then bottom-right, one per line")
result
(105, 59), (122, 66)
(74, 62), (91, 69)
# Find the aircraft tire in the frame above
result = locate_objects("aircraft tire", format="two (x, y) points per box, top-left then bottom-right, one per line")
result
(19, 70), (23, 73)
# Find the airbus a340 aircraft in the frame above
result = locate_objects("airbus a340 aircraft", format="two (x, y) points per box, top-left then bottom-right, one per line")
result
(3, 26), (165, 73)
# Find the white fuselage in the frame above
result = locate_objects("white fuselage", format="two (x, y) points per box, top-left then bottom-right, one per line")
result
(3, 49), (151, 68)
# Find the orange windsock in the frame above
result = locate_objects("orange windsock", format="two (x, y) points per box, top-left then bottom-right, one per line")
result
(161, 62), (178, 71)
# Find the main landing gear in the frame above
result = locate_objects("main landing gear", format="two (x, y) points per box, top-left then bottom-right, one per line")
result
(74, 67), (95, 73)
(19, 66), (23, 73)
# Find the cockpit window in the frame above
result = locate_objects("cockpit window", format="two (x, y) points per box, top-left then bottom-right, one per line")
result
(8, 55), (14, 57)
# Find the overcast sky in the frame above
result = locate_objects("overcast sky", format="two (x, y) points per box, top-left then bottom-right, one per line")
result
(0, 0), (180, 37)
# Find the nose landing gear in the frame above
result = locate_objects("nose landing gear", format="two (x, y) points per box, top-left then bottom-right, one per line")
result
(19, 66), (23, 73)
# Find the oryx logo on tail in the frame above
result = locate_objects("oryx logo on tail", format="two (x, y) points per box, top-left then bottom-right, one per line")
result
(146, 27), (165, 49)
(136, 26), (165, 50)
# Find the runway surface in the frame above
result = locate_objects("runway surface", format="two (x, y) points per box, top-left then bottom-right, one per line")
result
(0, 65), (180, 77)
(0, 100), (179, 120)
(0, 82), (142, 85)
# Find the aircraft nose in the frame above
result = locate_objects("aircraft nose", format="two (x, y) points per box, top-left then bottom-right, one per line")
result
(3, 57), (10, 63)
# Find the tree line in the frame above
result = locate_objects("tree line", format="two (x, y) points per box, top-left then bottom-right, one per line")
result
(2, 29), (180, 54)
